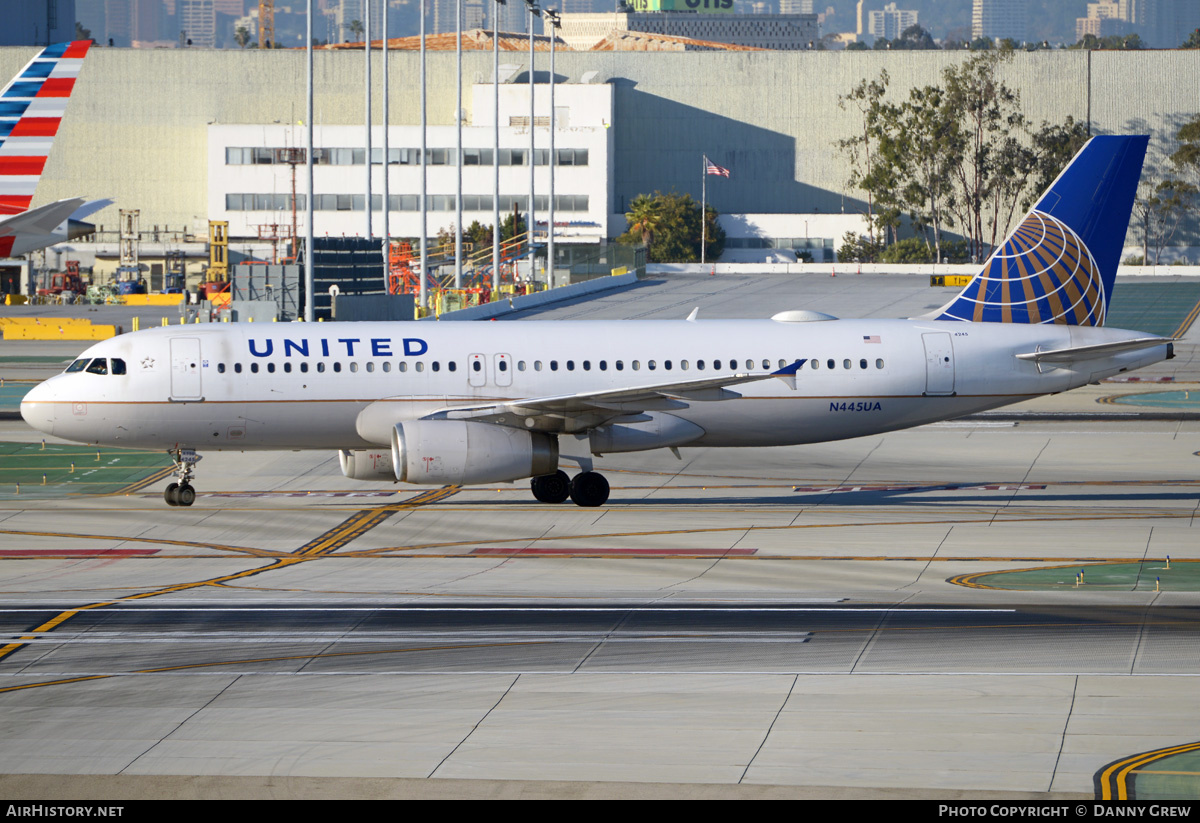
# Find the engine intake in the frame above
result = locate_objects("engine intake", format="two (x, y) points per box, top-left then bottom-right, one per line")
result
(391, 420), (558, 485)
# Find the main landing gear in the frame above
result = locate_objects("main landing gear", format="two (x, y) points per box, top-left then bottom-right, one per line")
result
(531, 469), (609, 507)
(164, 448), (201, 507)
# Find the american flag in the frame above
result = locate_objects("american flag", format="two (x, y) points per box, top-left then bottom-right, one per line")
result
(705, 157), (730, 178)
(863, 335), (881, 343)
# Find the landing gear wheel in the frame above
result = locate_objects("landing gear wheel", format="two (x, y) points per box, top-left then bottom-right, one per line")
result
(164, 448), (202, 507)
(531, 470), (571, 504)
(569, 471), (610, 508)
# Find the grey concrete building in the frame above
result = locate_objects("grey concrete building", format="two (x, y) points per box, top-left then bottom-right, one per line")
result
(6, 46), (1200, 252)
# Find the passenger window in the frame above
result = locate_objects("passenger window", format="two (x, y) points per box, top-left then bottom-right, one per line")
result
(382, 362), (390, 373)
(317, 362), (326, 373)
(827, 359), (835, 369)
(518, 361), (527, 371)
(399, 362), (407, 372)
(876, 359), (885, 369)
(448, 361), (457, 372)
(811, 360), (819, 370)
(472, 360), (482, 372)
(582, 360), (590, 371)
(284, 362), (292, 373)
(567, 360), (575, 371)
(267, 363), (276, 373)
(534, 361), (543, 371)
(218, 363), (226, 374)
(85, 358), (108, 375)
(499, 360), (508, 372)
(843, 359), (851, 369)
(681, 360), (688, 370)
(349, 362), (358, 373)
(599, 360), (607, 371)
(632, 361), (640, 370)
(366, 362), (375, 373)
(616, 360), (624, 371)
(432, 361), (440, 372)
(664, 360), (672, 370)
(729, 360), (737, 370)
(333, 362), (342, 373)
(550, 361), (559, 371)
(648, 360), (656, 370)
(745, 360), (753, 370)
(66, 359), (88, 373)
(250, 363), (259, 374)
(697, 360), (705, 370)
(860, 359), (868, 369)
(415, 362), (424, 372)
(111, 358), (127, 375)
(301, 362), (309, 373)
(235, 363), (243, 374)
(762, 359), (769, 370)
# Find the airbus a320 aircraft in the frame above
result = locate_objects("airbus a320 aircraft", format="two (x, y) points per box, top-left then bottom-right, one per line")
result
(21, 135), (1173, 508)
(0, 41), (106, 258)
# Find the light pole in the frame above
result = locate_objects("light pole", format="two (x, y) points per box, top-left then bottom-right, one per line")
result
(523, 0), (539, 285)
(454, 0), (463, 288)
(544, 8), (558, 289)
(382, 0), (390, 278)
(493, 0), (505, 294)
(419, 0), (428, 312)
(364, 0), (372, 239)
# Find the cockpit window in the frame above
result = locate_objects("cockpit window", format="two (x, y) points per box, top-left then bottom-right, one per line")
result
(65, 359), (88, 373)
(85, 358), (108, 375)
(111, 358), (127, 375)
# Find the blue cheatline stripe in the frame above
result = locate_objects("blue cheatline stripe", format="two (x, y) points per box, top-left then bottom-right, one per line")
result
(20, 61), (55, 79)
(40, 43), (69, 59)
(3, 82), (43, 99)
(0, 101), (31, 118)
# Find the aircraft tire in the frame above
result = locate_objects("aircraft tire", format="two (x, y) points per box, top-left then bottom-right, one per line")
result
(164, 482), (180, 506)
(531, 470), (571, 504)
(177, 484), (196, 507)
(569, 471), (609, 508)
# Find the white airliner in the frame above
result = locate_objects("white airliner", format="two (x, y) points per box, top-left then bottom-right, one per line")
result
(21, 135), (1174, 507)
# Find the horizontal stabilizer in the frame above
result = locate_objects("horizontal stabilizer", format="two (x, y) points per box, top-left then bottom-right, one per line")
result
(1016, 337), (1172, 365)
(0, 197), (85, 237)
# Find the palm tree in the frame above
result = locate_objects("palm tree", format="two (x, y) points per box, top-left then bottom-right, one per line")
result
(625, 195), (661, 248)
(345, 19), (365, 43)
(234, 26), (251, 49)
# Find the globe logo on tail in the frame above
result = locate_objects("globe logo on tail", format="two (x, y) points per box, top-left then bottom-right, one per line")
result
(935, 210), (1106, 326)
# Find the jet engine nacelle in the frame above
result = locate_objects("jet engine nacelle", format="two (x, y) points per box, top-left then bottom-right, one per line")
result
(391, 420), (558, 485)
(338, 448), (396, 481)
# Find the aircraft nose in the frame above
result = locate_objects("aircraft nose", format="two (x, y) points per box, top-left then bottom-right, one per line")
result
(19, 381), (55, 436)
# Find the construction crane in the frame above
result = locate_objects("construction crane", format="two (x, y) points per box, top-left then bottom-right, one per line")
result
(259, 0), (275, 49)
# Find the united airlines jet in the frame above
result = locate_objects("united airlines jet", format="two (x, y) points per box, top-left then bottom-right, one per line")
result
(21, 136), (1173, 507)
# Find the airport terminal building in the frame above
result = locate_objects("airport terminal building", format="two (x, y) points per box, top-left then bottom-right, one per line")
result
(6, 44), (1200, 266)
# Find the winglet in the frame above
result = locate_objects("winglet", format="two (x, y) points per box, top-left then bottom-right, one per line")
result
(771, 358), (805, 390)
(686, 307), (699, 322)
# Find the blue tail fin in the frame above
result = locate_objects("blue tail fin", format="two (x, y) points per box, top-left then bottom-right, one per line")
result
(931, 135), (1148, 326)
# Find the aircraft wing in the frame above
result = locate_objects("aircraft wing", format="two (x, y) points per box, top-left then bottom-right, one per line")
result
(423, 360), (806, 433)
(0, 197), (86, 237)
(1016, 337), (1173, 366)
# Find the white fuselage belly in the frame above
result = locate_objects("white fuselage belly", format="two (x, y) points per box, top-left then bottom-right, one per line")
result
(23, 318), (1167, 453)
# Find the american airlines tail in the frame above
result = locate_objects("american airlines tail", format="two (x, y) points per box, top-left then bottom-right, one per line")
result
(929, 135), (1149, 326)
(0, 40), (95, 258)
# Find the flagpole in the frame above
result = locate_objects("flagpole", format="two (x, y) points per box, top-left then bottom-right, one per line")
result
(701, 155), (706, 266)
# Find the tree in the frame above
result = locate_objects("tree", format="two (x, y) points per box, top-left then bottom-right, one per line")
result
(891, 25), (938, 51)
(837, 71), (891, 248)
(75, 22), (91, 42)
(1183, 29), (1200, 49)
(624, 194), (662, 247)
(234, 26), (252, 49)
(465, 220), (491, 249)
(499, 212), (525, 243)
(617, 192), (723, 263)
(345, 19), (364, 42)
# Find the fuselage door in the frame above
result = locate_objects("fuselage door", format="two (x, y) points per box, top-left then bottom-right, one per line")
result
(494, 353), (512, 387)
(468, 353), (487, 388)
(922, 332), (955, 396)
(170, 337), (203, 401)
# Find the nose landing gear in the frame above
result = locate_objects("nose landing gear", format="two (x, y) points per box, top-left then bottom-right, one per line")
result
(164, 448), (201, 507)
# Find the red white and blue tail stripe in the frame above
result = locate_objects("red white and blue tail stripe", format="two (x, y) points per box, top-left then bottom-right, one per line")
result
(0, 41), (91, 219)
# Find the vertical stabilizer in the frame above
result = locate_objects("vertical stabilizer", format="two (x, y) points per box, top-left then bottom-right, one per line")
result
(930, 135), (1148, 326)
(0, 41), (91, 223)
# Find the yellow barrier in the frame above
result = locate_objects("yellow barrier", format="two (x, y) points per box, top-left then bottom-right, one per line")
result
(3, 294), (28, 306)
(1, 321), (114, 340)
(120, 293), (186, 306)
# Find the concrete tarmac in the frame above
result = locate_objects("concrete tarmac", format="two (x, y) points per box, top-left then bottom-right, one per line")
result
(1, 272), (1199, 799)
